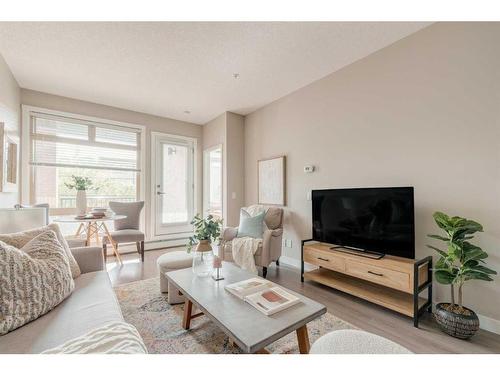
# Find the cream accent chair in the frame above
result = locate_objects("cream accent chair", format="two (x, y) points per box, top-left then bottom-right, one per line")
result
(220, 205), (284, 278)
(102, 201), (145, 262)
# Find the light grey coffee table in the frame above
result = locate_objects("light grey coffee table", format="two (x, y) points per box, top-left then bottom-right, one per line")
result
(165, 262), (326, 354)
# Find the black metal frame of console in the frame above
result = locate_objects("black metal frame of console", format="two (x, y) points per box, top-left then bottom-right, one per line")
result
(413, 255), (433, 327)
(301, 239), (433, 328)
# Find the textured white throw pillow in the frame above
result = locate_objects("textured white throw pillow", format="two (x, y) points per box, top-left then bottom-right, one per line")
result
(0, 231), (75, 335)
(0, 223), (81, 278)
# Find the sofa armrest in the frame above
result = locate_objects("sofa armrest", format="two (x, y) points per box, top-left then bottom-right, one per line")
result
(260, 228), (284, 267)
(71, 246), (105, 274)
(222, 227), (238, 241)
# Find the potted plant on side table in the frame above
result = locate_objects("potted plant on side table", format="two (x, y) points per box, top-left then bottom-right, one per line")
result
(187, 214), (223, 277)
(64, 175), (96, 216)
(427, 211), (496, 339)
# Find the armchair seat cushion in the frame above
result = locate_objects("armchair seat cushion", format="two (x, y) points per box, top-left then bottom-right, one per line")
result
(102, 229), (144, 244)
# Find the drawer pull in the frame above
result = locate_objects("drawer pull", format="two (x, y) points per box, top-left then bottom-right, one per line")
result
(317, 257), (330, 262)
(367, 270), (384, 277)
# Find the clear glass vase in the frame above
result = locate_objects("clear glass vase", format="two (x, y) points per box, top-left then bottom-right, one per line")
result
(192, 240), (214, 277)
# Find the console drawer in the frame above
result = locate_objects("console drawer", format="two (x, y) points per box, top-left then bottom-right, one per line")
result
(304, 247), (345, 272)
(345, 260), (410, 292)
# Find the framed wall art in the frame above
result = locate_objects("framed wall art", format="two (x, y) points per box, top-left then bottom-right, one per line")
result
(258, 155), (286, 206)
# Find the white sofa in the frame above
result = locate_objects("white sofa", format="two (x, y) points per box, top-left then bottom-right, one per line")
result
(0, 246), (129, 353)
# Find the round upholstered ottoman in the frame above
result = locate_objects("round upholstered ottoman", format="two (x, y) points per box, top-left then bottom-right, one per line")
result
(310, 329), (412, 354)
(157, 251), (193, 304)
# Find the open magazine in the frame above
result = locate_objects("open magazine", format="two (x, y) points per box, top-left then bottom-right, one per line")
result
(225, 278), (301, 316)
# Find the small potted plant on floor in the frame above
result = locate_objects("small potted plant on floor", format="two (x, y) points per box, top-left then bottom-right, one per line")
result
(64, 175), (96, 216)
(187, 214), (223, 277)
(427, 211), (496, 339)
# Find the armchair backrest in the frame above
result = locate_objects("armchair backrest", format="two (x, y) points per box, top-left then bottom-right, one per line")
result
(109, 201), (144, 230)
(245, 204), (283, 230)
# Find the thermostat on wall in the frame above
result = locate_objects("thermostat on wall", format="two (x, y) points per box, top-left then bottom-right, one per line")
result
(304, 165), (315, 173)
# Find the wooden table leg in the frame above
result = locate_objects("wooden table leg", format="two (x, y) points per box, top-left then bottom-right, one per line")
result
(94, 222), (100, 244)
(182, 298), (193, 330)
(75, 223), (84, 237)
(101, 222), (122, 264)
(255, 348), (270, 354)
(85, 222), (92, 247)
(296, 325), (310, 354)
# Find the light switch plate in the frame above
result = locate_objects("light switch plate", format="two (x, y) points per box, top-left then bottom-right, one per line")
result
(307, 191), (312, 201)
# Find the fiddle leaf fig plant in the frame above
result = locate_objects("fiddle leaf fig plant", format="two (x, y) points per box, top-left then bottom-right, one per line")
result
(427, 211), (496, 314)
(187, 214), (223, 252)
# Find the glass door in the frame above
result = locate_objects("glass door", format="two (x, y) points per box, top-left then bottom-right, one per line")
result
(203, 144), (223, 219)
(153, 133), (195, 237)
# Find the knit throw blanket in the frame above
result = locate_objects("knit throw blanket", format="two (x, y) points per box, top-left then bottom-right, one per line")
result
(231, 237), (262, 274)
(42, 321), (147, 354)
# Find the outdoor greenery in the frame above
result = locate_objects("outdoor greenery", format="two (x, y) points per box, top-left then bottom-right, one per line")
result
(187, 214), (223, 252)
(427, 211), (496, 314)
(58, 168), (136, 197)
(64, 175), (97, 191)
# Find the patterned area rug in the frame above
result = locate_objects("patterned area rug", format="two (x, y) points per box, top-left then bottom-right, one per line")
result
(114, 277), (356, 354)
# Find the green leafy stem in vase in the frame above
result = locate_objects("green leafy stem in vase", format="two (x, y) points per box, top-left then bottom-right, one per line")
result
(427, 211), (496, 315)
(64, 175), (98, 191)
(187, 214), (223, 253)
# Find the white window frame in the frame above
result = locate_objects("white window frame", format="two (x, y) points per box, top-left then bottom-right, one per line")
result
(21, 105), (146, 216)
(203, 143), (223, 219)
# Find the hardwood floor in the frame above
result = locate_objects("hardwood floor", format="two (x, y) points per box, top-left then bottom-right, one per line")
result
(107, 248), (500, 354)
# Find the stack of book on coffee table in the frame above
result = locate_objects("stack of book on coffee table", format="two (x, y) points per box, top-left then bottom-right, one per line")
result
(225, 278), (300, 316)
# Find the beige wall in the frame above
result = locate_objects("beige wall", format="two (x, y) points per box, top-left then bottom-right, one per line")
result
(0, 54), (20, 207)
(203, 112), (245, 227)
(21, 89), (203, 238)
(244, 23), (500, 321)
(225, 112), (245, 227)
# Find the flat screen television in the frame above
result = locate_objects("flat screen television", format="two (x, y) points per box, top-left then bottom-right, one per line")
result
(312, 187), (415, 259)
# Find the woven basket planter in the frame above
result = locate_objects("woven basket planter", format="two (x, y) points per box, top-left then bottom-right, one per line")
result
(434, 303), (479, 339)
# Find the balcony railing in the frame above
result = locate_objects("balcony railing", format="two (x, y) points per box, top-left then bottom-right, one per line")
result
(59, 195), (136, 208)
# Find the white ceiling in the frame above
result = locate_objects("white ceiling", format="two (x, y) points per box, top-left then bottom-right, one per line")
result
(0, 22), (430, 124)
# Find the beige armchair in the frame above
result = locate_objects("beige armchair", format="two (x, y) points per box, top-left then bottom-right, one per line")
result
(220, 205), (284, 278)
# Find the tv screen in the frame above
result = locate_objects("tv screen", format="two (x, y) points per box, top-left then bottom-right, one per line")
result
(312, 187), (415, 259)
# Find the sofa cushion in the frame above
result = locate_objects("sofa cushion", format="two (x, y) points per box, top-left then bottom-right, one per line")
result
(0, 231), (75, 335)
(0, 271), (123, 353)
(0, 223), (81, 278)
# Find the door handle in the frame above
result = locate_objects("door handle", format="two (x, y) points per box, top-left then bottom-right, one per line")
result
(157, 191), (167, 195)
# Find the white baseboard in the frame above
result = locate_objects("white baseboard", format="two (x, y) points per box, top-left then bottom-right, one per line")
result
(279, 255), (316, 271)
(477, 313), (500, 335)
(106, 239), (186, 256)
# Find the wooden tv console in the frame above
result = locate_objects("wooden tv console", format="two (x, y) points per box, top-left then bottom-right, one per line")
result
(301, 240), (432, 327)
